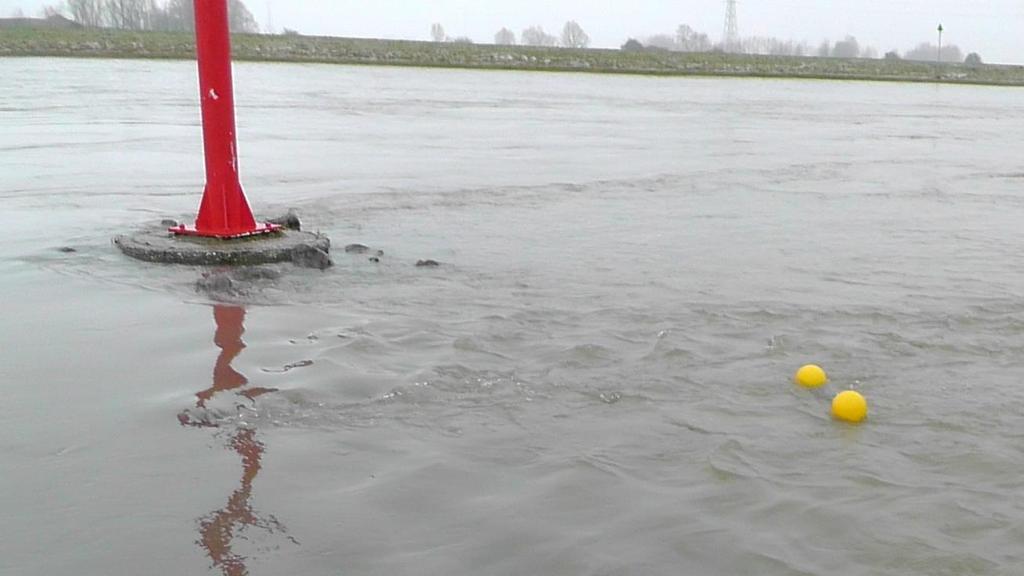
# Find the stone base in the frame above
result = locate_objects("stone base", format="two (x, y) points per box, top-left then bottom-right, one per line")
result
(114, 224), (331, 266)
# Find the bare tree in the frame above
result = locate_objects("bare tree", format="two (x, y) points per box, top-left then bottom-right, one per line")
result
(147, 0), (169, 30)
(142, 0), (254, 33)
(430, 22), (446, 42)
(103, 0), (125, 28)
(494, 27), (515, 45)
(96, 0), (161, 31)
(816, 40), (831, 58)
(8, 7), (25, 17)
(676, 24), (712, 52)
(138, 0), (161, 31)
(561, 20), (589, 48)
(158, 0), (193, 31)
(40, 4), (64, 17)
(66, 0), (104, 27)
(228, 0), (258, 33)
(521, 26), (557, 47)
(113, 0), (152, 30)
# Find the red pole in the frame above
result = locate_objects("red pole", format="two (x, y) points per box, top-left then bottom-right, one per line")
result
(172, 0), (279, 238)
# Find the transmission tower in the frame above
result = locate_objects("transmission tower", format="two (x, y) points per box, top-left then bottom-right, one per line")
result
(723, 0), (739, 52)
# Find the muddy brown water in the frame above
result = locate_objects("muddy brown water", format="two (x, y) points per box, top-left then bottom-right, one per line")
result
(2, 58), (1024, 575)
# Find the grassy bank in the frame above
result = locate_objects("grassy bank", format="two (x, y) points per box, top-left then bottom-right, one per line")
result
(3, 27), (1024, 87)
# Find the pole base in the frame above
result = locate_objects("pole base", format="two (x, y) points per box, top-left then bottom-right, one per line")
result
(169, 223), (283, 239)
(116, 223), (330, 266)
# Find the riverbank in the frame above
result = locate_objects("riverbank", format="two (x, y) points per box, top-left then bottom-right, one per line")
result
(2, 27), (1023, 86)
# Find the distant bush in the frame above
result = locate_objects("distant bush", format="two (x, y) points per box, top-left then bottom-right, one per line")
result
(884, 50), (900, 61)
(905, 42), (962, 63)
(644, 34), (676, 51)
(831, 35), (860, 58)
(964, 52), (983, 67)
(621, 38), (644, 52)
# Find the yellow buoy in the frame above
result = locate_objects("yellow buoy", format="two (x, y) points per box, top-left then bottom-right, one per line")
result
(794, 364), (828, 388)
(832, 390), (868, 423)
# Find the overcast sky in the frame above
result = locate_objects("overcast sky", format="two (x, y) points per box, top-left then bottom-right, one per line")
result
(4, 0), (1022, 64)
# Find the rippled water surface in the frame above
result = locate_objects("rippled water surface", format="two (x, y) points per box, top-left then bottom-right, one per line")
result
(3, 58), (1024, 575)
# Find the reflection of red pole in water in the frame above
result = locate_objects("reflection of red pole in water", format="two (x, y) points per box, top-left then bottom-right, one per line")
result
(197, 427), (290, 576)
(170, 0), (280, 239)
(197, 306), (248, 407)
(187, 306), (277, 413)
(180, 305), (293, 575)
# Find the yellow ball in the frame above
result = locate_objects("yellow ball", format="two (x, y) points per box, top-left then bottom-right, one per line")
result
(832, 390), (868, 423)
(794, 364), (828, 388)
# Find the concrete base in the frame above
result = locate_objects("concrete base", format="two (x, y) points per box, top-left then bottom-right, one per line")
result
(114, 224), (331, 266)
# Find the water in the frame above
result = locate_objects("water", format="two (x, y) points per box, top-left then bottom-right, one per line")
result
(2, 57), (1024, 575)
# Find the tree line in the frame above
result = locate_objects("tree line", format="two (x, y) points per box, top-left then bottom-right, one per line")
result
(429, 19), (981, 65)
(62, 0), (258, 33)
(48, 5), (986, 65)
(627, 27), (877, 59)
(625, 25), (982, 64)
(431, 21), (591, 49)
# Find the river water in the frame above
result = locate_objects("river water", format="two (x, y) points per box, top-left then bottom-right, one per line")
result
(2, 58), (1024, 575)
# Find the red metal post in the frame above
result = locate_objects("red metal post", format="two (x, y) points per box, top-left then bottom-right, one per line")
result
(172, 0), (279, 239)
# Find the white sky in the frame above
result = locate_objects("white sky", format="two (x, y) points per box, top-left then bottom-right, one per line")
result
(3, 0), (1022, 64)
